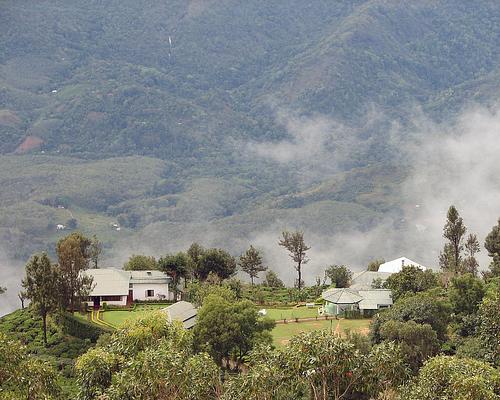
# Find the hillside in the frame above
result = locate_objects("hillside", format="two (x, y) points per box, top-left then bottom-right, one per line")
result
(0, 1), (499, 270)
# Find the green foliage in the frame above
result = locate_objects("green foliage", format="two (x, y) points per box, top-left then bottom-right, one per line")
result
(0, 308), (93, 361)
(75, 310), (218, 400)
(384, 265), (440, 301)
(401, 356), (500, 400)
(0, 332), (61, 399)
(239, 245), (267, 285)
(193, 295), (275, 366)
(478, 289), (500, 366)
(367, 259), (384, 272)
(484, 218), (500, 279)
(158, 252), (190, 298)
(22, 252), (60, 345)
(448, 273), (485, 317)
(123, 254), (158, 271)
(263, 270), (285, 288)
(440, 205), (467, 274)
(57, 232), (94, 311)
(379, 320), (440, 373)
(279, 230), (310, 289)
(324, 264), (352, 288)
(185, 281), (237, 308)
(57, 312), (112, 342)
(197, 248), (237, 281)
(370, 292), (451, 343)
(75, 347), (123, 400)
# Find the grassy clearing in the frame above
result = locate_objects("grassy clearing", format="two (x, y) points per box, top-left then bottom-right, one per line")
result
(263, 307), (320, 320)
(100, 304), (168, 328)
(271, 318), (371, 348)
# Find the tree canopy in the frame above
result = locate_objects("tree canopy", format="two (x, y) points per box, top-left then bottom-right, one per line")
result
(239, 245), (267, 285)
(123, 254), (158, 271)
(278, 231), (310, 289)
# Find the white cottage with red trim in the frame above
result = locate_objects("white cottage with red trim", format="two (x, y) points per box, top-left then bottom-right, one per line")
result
(85, 268), (171, 307)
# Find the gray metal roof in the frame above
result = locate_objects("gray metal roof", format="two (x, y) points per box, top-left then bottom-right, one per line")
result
(129, 270), (170, 284)
(358, 289), (393, 310)
(85, 269), (130, 296)
(322, 288), (363, 304)
(163, 301), (197, 329)
(350, 271), (393, 290)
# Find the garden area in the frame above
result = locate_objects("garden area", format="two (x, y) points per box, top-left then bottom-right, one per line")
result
(98, 303), (169, 327)
(271, 318), (371, 347)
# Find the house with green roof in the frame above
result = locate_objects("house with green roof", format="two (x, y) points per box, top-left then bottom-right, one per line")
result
(321, 287), (393, 316)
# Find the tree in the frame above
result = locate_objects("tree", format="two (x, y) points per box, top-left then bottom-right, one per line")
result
(278, 231), (310, 290)
(123, 254), (158, 271)
(18, 290), (27, 309)
(463, 233), (480, 275)
(158, 252), (190, 300)
(66, 217), (78, 229)
(401, 356), (500, 400)
(193, 294), (275, 368)
(75, 311), (222, 400)
(367, 258), (384, 271)
(185, 280), (236, 307)
(325, 264), (352, 288)
(478, 289), (500, 366)
(284, 331), (409, 400)
(263, 270), (285, 288)
(89, 235), (103, 269)
(187, 242), (205, 279)
(484, 218), (500, 279)
(197, 248), (237, 281)
(0, 332), (61, 399)
(371, 292), (451, 343)
(379, 320), (440, 373)
(22, 253), (60, 346)
(448, 273), (485, 317)
(384, 265), (439, 301)
(56, 232), (94, 311)
(0, 286), (5, 294)
(441, 205), (467, 274)
(239, 245), (267, 285)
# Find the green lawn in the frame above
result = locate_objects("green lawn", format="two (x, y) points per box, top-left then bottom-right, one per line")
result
(263, 307), (320, 320)
(100, 304), (169, 328)
(271, 318), (371, 348)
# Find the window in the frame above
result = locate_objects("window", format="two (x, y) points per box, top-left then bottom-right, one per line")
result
(146, 289), (155, 297)
(129, 283), (133, 288)
(147, 271), (152, 276)
(101, 295), (123, 301)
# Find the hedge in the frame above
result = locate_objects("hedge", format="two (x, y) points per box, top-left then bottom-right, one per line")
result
(57, 313), (112, 342)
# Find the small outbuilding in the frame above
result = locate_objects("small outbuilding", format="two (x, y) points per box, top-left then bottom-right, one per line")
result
(163, 301), (197, 329)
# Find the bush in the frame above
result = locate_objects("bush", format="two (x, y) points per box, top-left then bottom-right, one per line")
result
(57, 312), (112, 342)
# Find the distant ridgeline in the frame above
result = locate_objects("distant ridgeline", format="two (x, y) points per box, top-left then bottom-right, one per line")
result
(0, 1), (499, 259)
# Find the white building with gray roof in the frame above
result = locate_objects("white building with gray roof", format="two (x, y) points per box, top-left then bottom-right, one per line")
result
(85, 268), (171, 308)
(321, 287), (393, 316)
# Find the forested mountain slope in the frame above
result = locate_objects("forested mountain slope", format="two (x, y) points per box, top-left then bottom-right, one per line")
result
(0, 0), (499, 265)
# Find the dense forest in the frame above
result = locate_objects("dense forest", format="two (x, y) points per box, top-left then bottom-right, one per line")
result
(1, 1), (500, 263)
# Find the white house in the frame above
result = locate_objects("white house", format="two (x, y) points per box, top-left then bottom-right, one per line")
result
(378, 257), (427, 273)
(85, 268), (171, 308)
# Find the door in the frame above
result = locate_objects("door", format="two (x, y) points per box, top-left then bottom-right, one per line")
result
(93, 296), (100, 309)
(127, 290), (134, 305)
